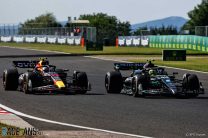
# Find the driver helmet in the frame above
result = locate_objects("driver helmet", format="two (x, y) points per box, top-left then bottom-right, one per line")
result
(143, 61), (154, 69)
(42, 66), (49, 72)
(149, 69), (156, 76)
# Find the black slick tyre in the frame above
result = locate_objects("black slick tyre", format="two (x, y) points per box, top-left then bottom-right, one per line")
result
(75, 72), (88, 94)
(105, 71), (123, 93)
(182, 74), (200, 98)
(187, 74), (200, 91)
(3, 69), (18, 90)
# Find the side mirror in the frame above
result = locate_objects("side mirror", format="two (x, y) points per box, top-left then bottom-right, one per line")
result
(114, 65), (120, 71)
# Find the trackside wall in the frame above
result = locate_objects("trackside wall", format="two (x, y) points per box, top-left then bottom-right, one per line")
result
(149, 35), (208, 52)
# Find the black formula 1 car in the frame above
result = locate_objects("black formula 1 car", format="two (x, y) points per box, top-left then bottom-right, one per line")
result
(3, 59), (91, 94)
(105, 61), (204, 98)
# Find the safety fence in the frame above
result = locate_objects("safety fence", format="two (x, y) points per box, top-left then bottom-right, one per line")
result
(118, 36), (149, 46)
(149, 35), (208, 52)
(0, 35), (82, 45)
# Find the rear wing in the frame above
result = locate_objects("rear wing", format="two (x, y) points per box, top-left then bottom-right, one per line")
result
(114, 63), (145, 70)
(13, 60), (49, 68)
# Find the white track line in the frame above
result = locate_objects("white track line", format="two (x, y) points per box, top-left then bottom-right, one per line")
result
(85, 56), (208, 74)
(0, 104), (152, 138)
(0, 46), (71, 54)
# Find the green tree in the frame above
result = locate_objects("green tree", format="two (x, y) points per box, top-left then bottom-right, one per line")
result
(20, 13), (62, 28)
(183, 0), (208, 34)
(79, 13), (131, 45)
(117, 21), (131, 36)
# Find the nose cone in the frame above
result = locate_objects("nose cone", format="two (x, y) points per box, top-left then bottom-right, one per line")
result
(55, 81), (65, 88)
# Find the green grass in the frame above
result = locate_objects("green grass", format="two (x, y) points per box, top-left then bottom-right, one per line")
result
(1, 42), (208, 72)
(0, 42), (208, 55)
(129, 57), (208, 72)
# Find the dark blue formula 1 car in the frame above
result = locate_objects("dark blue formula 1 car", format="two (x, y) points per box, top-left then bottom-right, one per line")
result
(105, 61), (204, 98)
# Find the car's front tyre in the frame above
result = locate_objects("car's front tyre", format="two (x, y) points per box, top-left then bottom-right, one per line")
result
(182, 74), (200, 98)
(73, 71), (89, 94)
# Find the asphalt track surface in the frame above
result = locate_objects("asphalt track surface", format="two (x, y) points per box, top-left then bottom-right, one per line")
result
(0, 47), (208, 138)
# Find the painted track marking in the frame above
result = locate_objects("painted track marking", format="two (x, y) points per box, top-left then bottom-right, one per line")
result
(0, 108), (11, 115)
(0, 104), (153, 138)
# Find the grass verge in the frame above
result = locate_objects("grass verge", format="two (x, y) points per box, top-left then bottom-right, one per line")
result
(129, 57), (208, 72)
(0, 42), (208, 55)
(0, 42), (208, 72)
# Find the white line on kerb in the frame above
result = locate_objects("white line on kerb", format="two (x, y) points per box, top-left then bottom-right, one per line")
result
(0, 104), (152, 138)
(85, 56), (208, 74)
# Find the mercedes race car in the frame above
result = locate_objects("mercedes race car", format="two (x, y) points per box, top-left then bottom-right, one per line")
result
(3, 58), (91, 94)
(105, 61), (204, 98)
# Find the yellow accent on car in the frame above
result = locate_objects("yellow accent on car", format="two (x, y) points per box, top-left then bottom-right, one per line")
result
(55, 81), (65, 88)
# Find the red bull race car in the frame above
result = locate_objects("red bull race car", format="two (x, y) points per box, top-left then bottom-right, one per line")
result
(3, 58), (91, 94)
(105, 60), (204, 98)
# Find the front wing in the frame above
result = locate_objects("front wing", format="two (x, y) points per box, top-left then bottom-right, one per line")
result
(122, 85), (204, 96)
(31, 83), (91, 92)
(138, 86), (204, 96)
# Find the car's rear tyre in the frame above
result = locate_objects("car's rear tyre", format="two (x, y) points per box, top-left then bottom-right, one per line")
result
(105, 71), (123, 93)
(187, 74), (200, 90)
(74, 72), (88, 94)
(3, 69), (18, 90)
